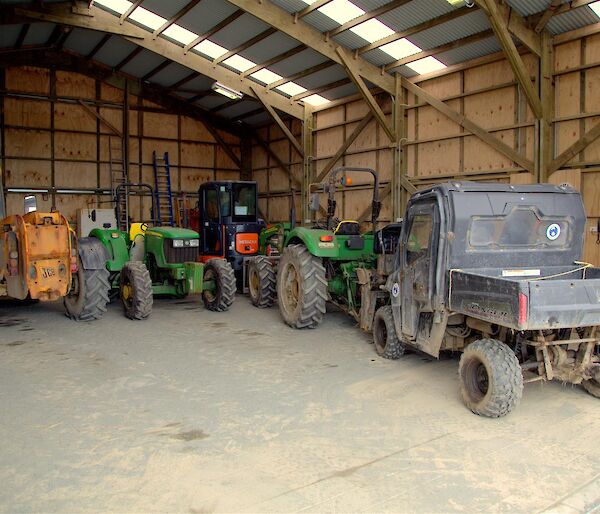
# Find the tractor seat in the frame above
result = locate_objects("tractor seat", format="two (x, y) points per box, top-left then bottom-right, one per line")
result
(129, 234), (145, 262)
(334, 220), (360, 235)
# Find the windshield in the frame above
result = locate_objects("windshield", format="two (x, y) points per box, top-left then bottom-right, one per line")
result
(233, 184), (257, 220)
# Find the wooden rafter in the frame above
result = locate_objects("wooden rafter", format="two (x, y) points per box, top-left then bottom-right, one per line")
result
(213, 28), (276, 66)
(86, 33), (111, 59)
(114, 46), (143, 71)
(141, 59), (171, 81)
(401, 76), (535, 173)
(251, 86), (304, 157)
(535, 0), (562, 33)
(336, 47), (395, 142)
(241, 45), (305, 78)
(327, 0), (411, 38)
(152, 0), (203, 38)
(120, 0), (144, 24)
(296, 0), (333, 18)
(293, 78), (350, 101)
(267, 61), (334, 90)
(14, 24), (30, 49)
(478, 0), (543, 119)
(183, 10), (244, 53)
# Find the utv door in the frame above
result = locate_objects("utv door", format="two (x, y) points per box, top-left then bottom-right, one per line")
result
(400, 200), (439, 340)
(200, 184), (224, 256)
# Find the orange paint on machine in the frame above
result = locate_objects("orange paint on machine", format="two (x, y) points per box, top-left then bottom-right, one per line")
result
(235, 233), (258, 254)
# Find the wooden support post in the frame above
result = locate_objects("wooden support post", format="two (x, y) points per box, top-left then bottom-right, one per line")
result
(302, 106), (314, 224)
(539, 32), (554, 183)
(401, 76), (535, 173)
(78, 99), (122, 136)
(392, 74), (408, 220)
(251, 86), (304, 158)
(240, 134), (253, 181)
(480, 0), (543, 119)
(0, 68), (5, 218)
(123, 80), (130, 178)
(336, 46), (396, 142)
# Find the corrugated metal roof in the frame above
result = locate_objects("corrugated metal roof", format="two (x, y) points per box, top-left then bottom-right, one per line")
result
(63, 28), (107, 56)
(22, 23), (55, 46)
(176, 0), (240, 37)
(269, 0), (308, 15)
(120, 50), (165, 77)
(332, 30), (372, 51)
(93, 36), (138, 68)
(142, 0), (193, 19)
(0, 24), (22, 47)
(436, 34), (502, 66)
(150, 61), (196, 87)
(269, 48), (328, 77)
(239, 32), (300, 63)
(243, 112), (271, 125)
(302, 10), (343, 33)
(378, 0), (457, 33)
(505, 0), (554, 17)
(548, 7), (599, 34)
(322, 81), (357, 100)
(409, 9), (490, 49)
(295, 63), (347, 89)
(216, 99), (261, 117)
(197, 95), (233, 109)
(211, 13), (271, 49)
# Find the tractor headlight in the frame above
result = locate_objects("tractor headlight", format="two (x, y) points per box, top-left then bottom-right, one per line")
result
(188, 239), (199, 247)
(172, 239), (184, 248)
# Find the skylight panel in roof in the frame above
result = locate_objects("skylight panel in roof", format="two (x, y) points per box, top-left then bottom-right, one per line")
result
(251, 69), (283, 84)
(276, 82), (307, 96)
(163, 25), (199, 45)
(406, 56), (446, 75)
(129, 6), (166, 30)
(222, 55), (256, 72)
(303, 94), (330, 106)
(318, 0), (364, 25)
(590, 1), (600, 17)
(92, 0), (132, 15)
(350, 19), (394, 43)
(194, 40), (228, 59)
(379, 38), (422, 60)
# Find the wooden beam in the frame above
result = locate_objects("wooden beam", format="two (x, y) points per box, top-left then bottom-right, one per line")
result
(315, 111), (375, 183)
(14, 24), (30, 49)
(535, 0), (562, 33)
(267, 61), (334, 90)
(213, 28), (276, 65)
(554, 22), (600, 45)
(401, 76), (535, 173)
(296, 0), (333, 18)
(479, 0), (543, 119)
(539, 32), (554, 183)
(225, 0), (395, 94)
(114, 46), (143, 71)
(167, 71), (198, 90)
(251, 86), (304, 157)
(548, 121), (600, 175)
(336, 47), (395, 142)
(327, 0), (411, 38)
(77, 99), (122, 137)
(86, 33), (111, 59)
(241, 45), (305, 77)
(496, 1), (542, 57)
(120, 0), (144, 23)
(141, 59), (171, 81)
(153, 0), (203, 38)
(183, 10), (244, 53)
(292, 78), (350, 101)
(540, 0), (596, 19)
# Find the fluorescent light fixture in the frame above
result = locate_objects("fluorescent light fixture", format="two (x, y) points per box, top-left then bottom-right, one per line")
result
(447, 0), (464, 4)
(303, 94), (330, 106)
(92, 0), (132, 15)
(222, 54), (256, 72)
(350, 19), (394, 43)
(406, 56), (447, 74)
(250, 69), (283, 84)
(379, 38), (422, 60)
(276, 82), (307, 96)
(318, 0), (364, 24)
(194, 39), (228, 59)
(212, 82), (243, 100)
(162, 25), (198, 45)
(128, 6), (166, 30)
(590, 1), (600, 17)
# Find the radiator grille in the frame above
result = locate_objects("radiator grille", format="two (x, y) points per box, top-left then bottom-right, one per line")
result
(163, 240), (199, 264)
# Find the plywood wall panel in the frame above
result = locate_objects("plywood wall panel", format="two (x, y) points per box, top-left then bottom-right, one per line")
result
(417, 103), (459, 139)
(55, 71), (95, 99)
(254, 170), (268, 194)
(216, 146), (241, 169)
(4, 98), (50, 129)
(54, 103), (97, 132)
(55, 132), (96, 161)
(315, 105), (344, 128)
(180, 142), (214, 167)
(316, 126), (344, 156)
(6, 193), (52, 216)
(216, 170), (239, 181)
(464, 60), (515, 91)
(5, 129), (51, 158)
(6, 66), (49, 94)
(463, 133), (513, 172)
(555, 40), (581, 72)
(54, 162), (97, 189)
(101, 83), (124, 103)
(141, 139), (179, 165)
(348, 119), (377, 152)
(252, 145), (268, 170)
(268, 167), (290, 191)
(98, 107), (123, 135)
(555, 73), (580, 117)
(421, 73), (461, 97)
(143, 112), (178, 139)
(346, 100), (370, 120)
(417, 140), (460, 177)
(180, 168), (213, 192)
(582, 173), (600, 217)
(180, 116), (215, 142)
(583, 116), (600, 161)
(344, 152), (378, 184)
(464, 88), (514, 129)
(3, 159), (51, 187)
(556, 120), (580, 155)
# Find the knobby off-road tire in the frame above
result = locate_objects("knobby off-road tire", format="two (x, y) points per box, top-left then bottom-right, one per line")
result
(203, 259), (236, 312)
(459, 338), (524, 418)
(373, 306), (404, 359)
(64, 260), (110, 321)
(277, 244), (327, 329)
(120, 261), (153, 320)
(248, 256), (276, 308)
(582, 378), (600, 398)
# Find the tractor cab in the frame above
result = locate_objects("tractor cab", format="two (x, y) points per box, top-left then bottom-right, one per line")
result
(198, 181), (265, 275)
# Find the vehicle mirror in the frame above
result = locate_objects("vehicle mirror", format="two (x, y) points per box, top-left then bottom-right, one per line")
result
(24, 195), (37, 213)
(91, 209), (97, 222)
(309, 193), (320, 212)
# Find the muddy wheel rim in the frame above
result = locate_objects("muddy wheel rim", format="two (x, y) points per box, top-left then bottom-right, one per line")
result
(249, 267), (259, 299)
(281, 262), (299, 313)
(375, 317), (387, 352)
(204, 268), (216, 303)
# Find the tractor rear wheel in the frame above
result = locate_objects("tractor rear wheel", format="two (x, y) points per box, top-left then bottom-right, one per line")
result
(277, 244), (327, 329)
(64, 259), (110, 321)
(120, 261), (153, 320)
(373, 306), (404, 359)
(203, 259), (236, 312)
(582, 378), (600, 398)
(459, 339), (523, 417)
(248, 256), (276, 308)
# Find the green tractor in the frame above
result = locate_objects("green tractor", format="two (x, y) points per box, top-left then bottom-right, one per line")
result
(88, 183), (235, 319)
(250, 167), (390, 329)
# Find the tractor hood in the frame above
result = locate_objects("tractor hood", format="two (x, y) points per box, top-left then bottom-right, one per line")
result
(145, 227), (199, 239)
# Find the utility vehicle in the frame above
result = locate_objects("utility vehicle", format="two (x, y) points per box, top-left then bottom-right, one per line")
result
(89, 183), (235, 320)
(372, 181), (600, 417)
(1, 201), (109, 320)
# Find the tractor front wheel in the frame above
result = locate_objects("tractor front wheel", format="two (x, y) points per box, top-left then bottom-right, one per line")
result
(248, 256), (276, 308)
(277, 244), (327, 329)
(459, 339), (523, 417)
(203, 259), (236, 312)
(64, 259), (110, 321)
(120, 261), (153, 320)
(373, 306), (404, 359)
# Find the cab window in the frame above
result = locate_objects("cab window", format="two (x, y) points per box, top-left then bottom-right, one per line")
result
(233, 184), (256, 220)
(406, 214), (433, 265)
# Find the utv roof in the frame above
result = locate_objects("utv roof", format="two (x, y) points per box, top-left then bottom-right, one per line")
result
(413, 181), (578, 199)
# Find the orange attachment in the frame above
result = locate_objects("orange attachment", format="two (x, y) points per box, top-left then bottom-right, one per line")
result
(235, 233), (259, 254)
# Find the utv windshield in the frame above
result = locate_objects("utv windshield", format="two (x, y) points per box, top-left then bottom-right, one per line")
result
(468, 206), (570, 250)
(232, 183), (257, 221)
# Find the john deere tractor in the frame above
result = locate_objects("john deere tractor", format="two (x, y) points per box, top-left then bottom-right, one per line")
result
(89, 183), (235, 320)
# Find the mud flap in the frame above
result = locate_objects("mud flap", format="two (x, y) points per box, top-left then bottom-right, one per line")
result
(78, 237), (110, 270)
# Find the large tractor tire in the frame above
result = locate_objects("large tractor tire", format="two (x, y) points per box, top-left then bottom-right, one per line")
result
(64, 259), (110, 321)
(459, 339), (523, 418)
(203, 259), (236, 312)
(120, 261), (153, 320)
(582, 377), (600, 398)
(373, 306), (404, 360)
(248, 256), (276, 308)
(277, 244), (327, 329)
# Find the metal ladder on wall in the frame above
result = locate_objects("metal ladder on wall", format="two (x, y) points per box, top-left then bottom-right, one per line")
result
(152, 151), (174, 227)
(109, 136), (128, 230)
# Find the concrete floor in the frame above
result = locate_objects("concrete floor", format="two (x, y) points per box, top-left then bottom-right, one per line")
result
(0, 297), (599, 514)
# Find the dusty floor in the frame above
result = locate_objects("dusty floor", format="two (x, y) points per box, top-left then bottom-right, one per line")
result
(0, 297), (599, 514)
